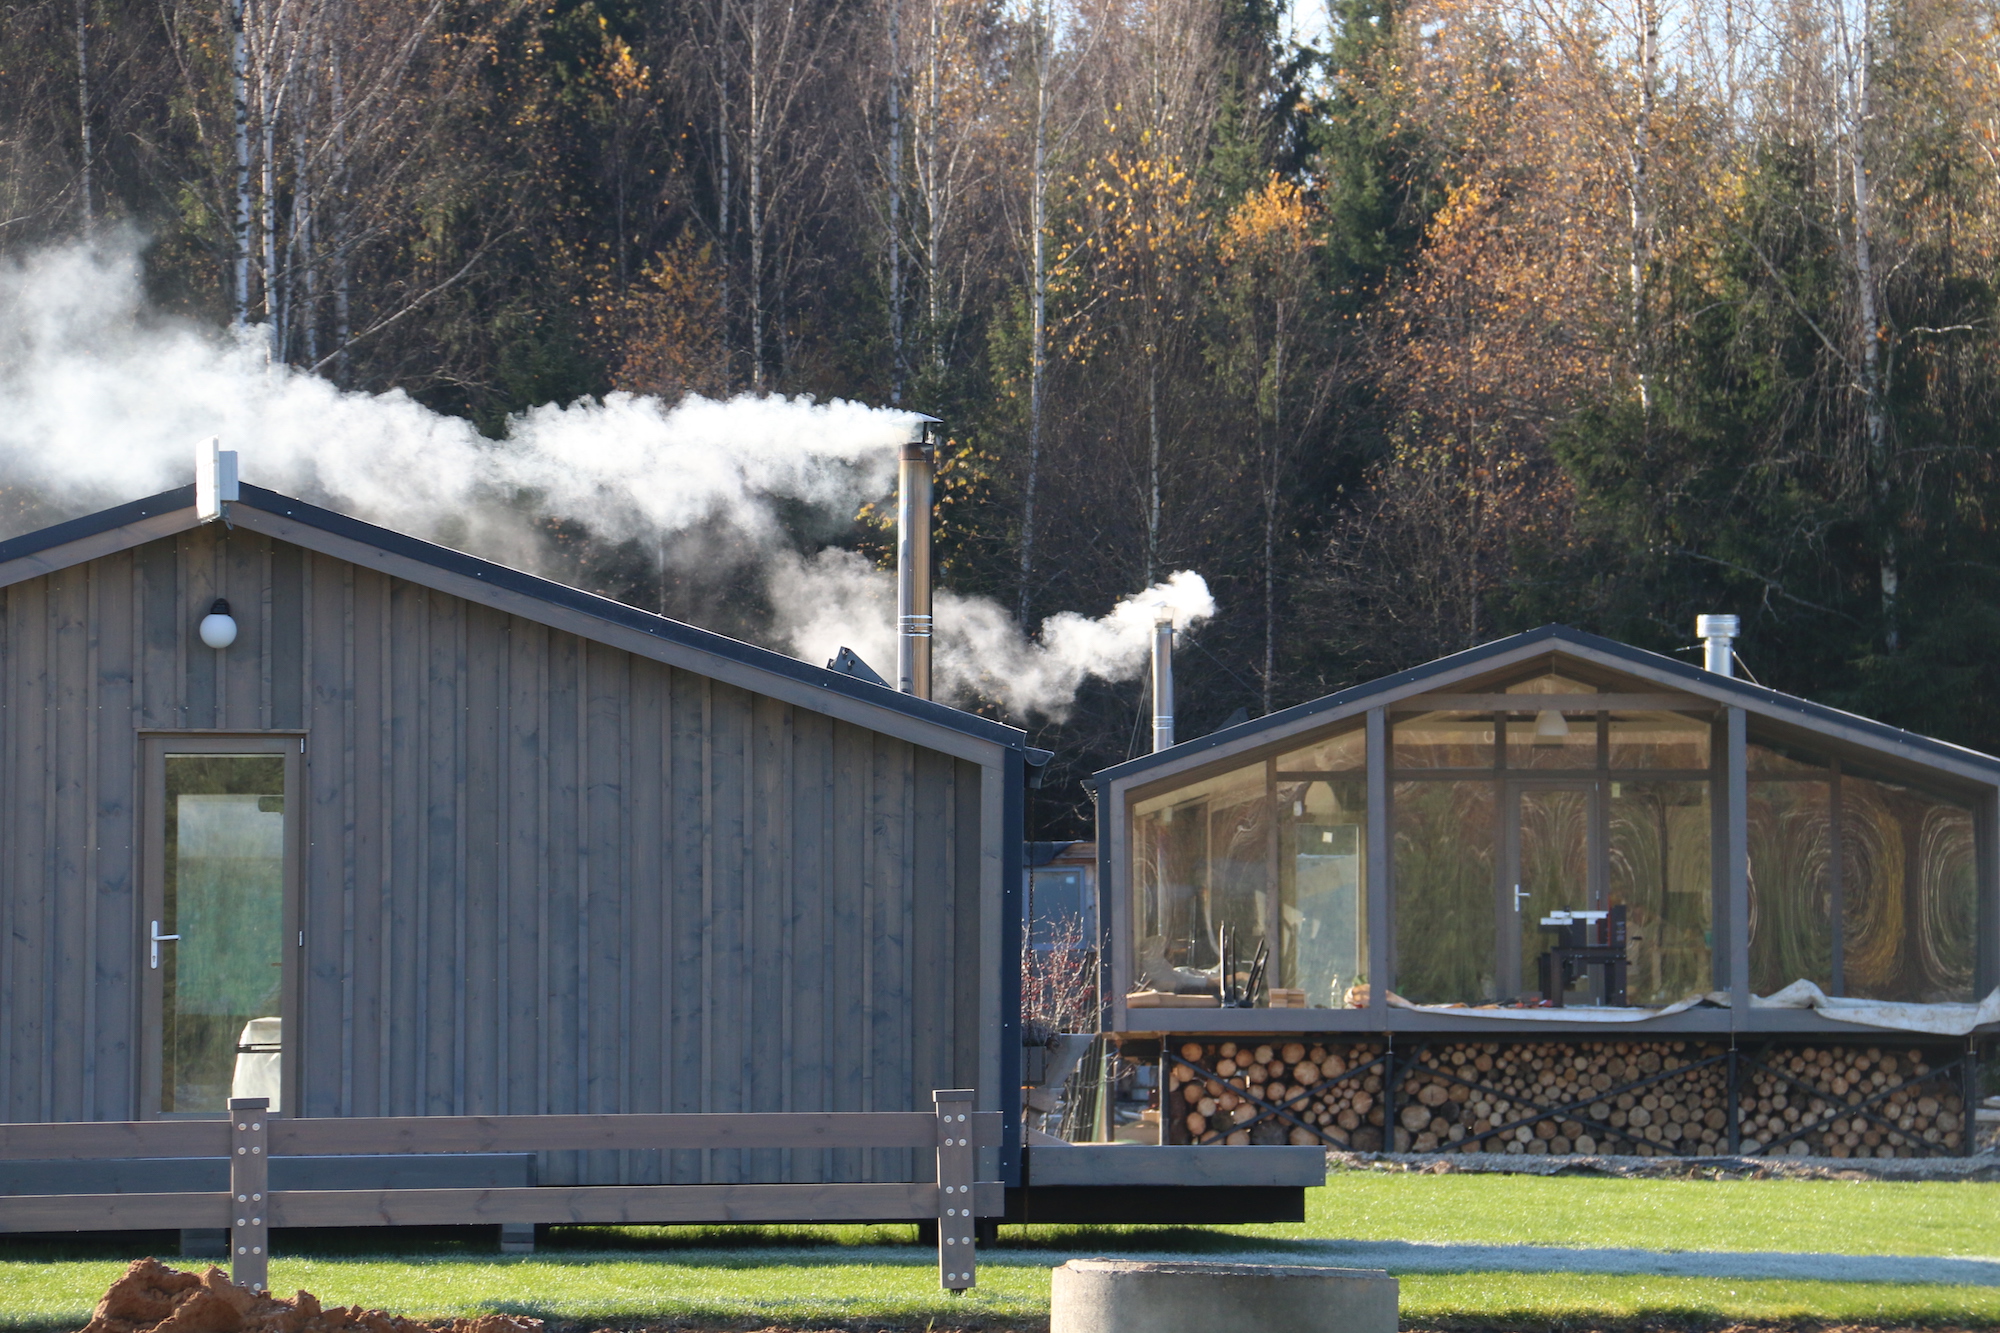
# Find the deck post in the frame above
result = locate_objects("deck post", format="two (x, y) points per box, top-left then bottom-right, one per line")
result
(228, 1097), (271, 1291)
(935, 1089), (977, 1290)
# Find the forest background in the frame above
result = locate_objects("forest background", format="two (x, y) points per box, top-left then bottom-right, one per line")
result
(6, 0), (2000, 835)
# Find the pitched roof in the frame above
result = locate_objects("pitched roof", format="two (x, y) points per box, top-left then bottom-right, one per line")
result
(0, 483), (1030, 755)
(1096, 623), (2000, 789)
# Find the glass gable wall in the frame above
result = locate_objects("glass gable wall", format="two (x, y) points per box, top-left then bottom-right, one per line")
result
(1122, 661), (1989, 1015)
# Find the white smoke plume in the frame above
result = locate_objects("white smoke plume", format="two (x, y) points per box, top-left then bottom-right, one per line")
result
(773, 552), (1214, 718)
(0, 235), (1213, 717)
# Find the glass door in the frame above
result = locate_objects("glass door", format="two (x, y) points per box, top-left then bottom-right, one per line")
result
(142, 737), (301, 1116)
(1501, 781), (1600, 1001)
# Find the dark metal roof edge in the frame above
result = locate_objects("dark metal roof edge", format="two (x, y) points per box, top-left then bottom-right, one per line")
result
(1096, 623), (2000, 786)
(0, 485), (199, 566)
(232, 485), (1027, 748)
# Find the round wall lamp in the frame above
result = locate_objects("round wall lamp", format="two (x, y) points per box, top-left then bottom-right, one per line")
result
(199, 598), (238, 649)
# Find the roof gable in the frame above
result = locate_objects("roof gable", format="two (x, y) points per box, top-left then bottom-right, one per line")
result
(0, 484), (1027, 757)
(1097, 624), (2000, 790)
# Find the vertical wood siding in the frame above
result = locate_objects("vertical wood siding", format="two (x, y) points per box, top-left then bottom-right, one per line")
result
(0, 527), (987, 1184)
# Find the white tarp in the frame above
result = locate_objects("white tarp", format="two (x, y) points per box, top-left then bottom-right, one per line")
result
(1745, 980), (2000, 1037)
(1384, 983), (2000, 1035)
(1385, 993), (1710, 1022)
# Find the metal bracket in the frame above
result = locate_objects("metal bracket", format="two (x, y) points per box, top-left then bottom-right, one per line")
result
(229, 1097), (270, 1291)
(934, 1089), (976, 1291)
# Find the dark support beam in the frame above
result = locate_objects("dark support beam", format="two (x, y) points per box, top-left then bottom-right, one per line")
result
(1366, 708), (1390, 1010)
(1978, 788), (2000, 996)
(1726, 708), (1751, 1016)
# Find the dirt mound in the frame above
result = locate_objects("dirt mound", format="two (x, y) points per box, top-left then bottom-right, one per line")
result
(80, 1258), (543, 1333)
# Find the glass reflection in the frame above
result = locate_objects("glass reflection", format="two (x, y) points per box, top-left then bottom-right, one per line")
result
(1505, 715), (1598, 770)
(163, 754), (286, 1114)
(1609, 713), (1710, 769)
(1130, 730), (1369, 1006)
(1282, 779), (1365, 1007)
(1392, 780), (1497, 1004)
(1747, 779), (1834, 994)
(1392, 713), (1494, 768)
(1608, 780), (1712, 1003)
(1842, 773), (1976, 1002)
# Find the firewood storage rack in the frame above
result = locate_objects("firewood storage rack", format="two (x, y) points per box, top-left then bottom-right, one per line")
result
(1165, 1045), (1388, 1148)
(1164, 1035), (1981, 1157)
(0, 1090), (1000, 1292)
(1729, 1040), (1980, 1157)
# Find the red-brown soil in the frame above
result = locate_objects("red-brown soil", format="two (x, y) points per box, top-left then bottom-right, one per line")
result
(79, 1258), (542, 1333)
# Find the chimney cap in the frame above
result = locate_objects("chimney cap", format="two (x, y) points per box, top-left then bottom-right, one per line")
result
(1696, 614), (1740, 640)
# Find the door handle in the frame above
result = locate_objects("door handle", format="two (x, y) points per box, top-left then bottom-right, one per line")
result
(1512, 884), (1531, 913)
(150, 920), (180, 970)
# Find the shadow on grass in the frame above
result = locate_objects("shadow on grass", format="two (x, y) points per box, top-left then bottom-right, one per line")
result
(541, 1225), (925, 1253)
(537, 1224), (1290, 1257)
(990, 1226), (1292, 1254)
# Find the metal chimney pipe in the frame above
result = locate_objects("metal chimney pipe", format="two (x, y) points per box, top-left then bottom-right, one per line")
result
(1151, 616), (1175, 751)
(896, 416), (941, 698)
(1696, 614), (1740, 677)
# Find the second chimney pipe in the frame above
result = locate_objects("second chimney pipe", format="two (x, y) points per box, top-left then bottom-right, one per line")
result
(1697, 614), (1740, 677)
(1151, 616), (1175, 751)
(896, 417), (940, 698)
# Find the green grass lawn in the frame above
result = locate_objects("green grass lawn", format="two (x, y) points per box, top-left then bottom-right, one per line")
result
(3, 1172), (1997, 1332)
(1252, 1172), (2000, 1257)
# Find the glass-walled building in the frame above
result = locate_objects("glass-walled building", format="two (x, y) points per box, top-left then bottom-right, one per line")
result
(1100, 626), (2000, 1033)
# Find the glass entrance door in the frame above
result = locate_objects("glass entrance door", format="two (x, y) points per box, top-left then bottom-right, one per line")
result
(1501, 782), (1601, 1001)
(144, 740), (298, 1116)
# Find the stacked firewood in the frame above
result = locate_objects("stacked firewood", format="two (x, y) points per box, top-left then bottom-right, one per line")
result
(1396, 1042), (1731, 1155)
(1736, 1046), (1966, 1158)
(1161, 1037), (1970, 1157)
(1166, 1041), (1388, 1148)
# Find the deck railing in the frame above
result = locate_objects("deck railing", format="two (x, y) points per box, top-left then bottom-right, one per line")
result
(0, 1089), (1001, 1292)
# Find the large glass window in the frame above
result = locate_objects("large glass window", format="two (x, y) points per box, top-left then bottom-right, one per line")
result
(1609, 780), (1712, 1003)
(1282, 778), (1366, 1007)
(1389, 685), (1717, 1007)
(1842, 772), (1976, 1002)
(1745, 741), (1978, 1002)
(1747, 778), (1833, 993)
(1130, 725), (1368, 1007)
(1392, 780), (1498, 1003)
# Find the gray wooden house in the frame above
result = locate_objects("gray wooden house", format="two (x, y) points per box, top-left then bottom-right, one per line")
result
(0, 481), (1029, 1191)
